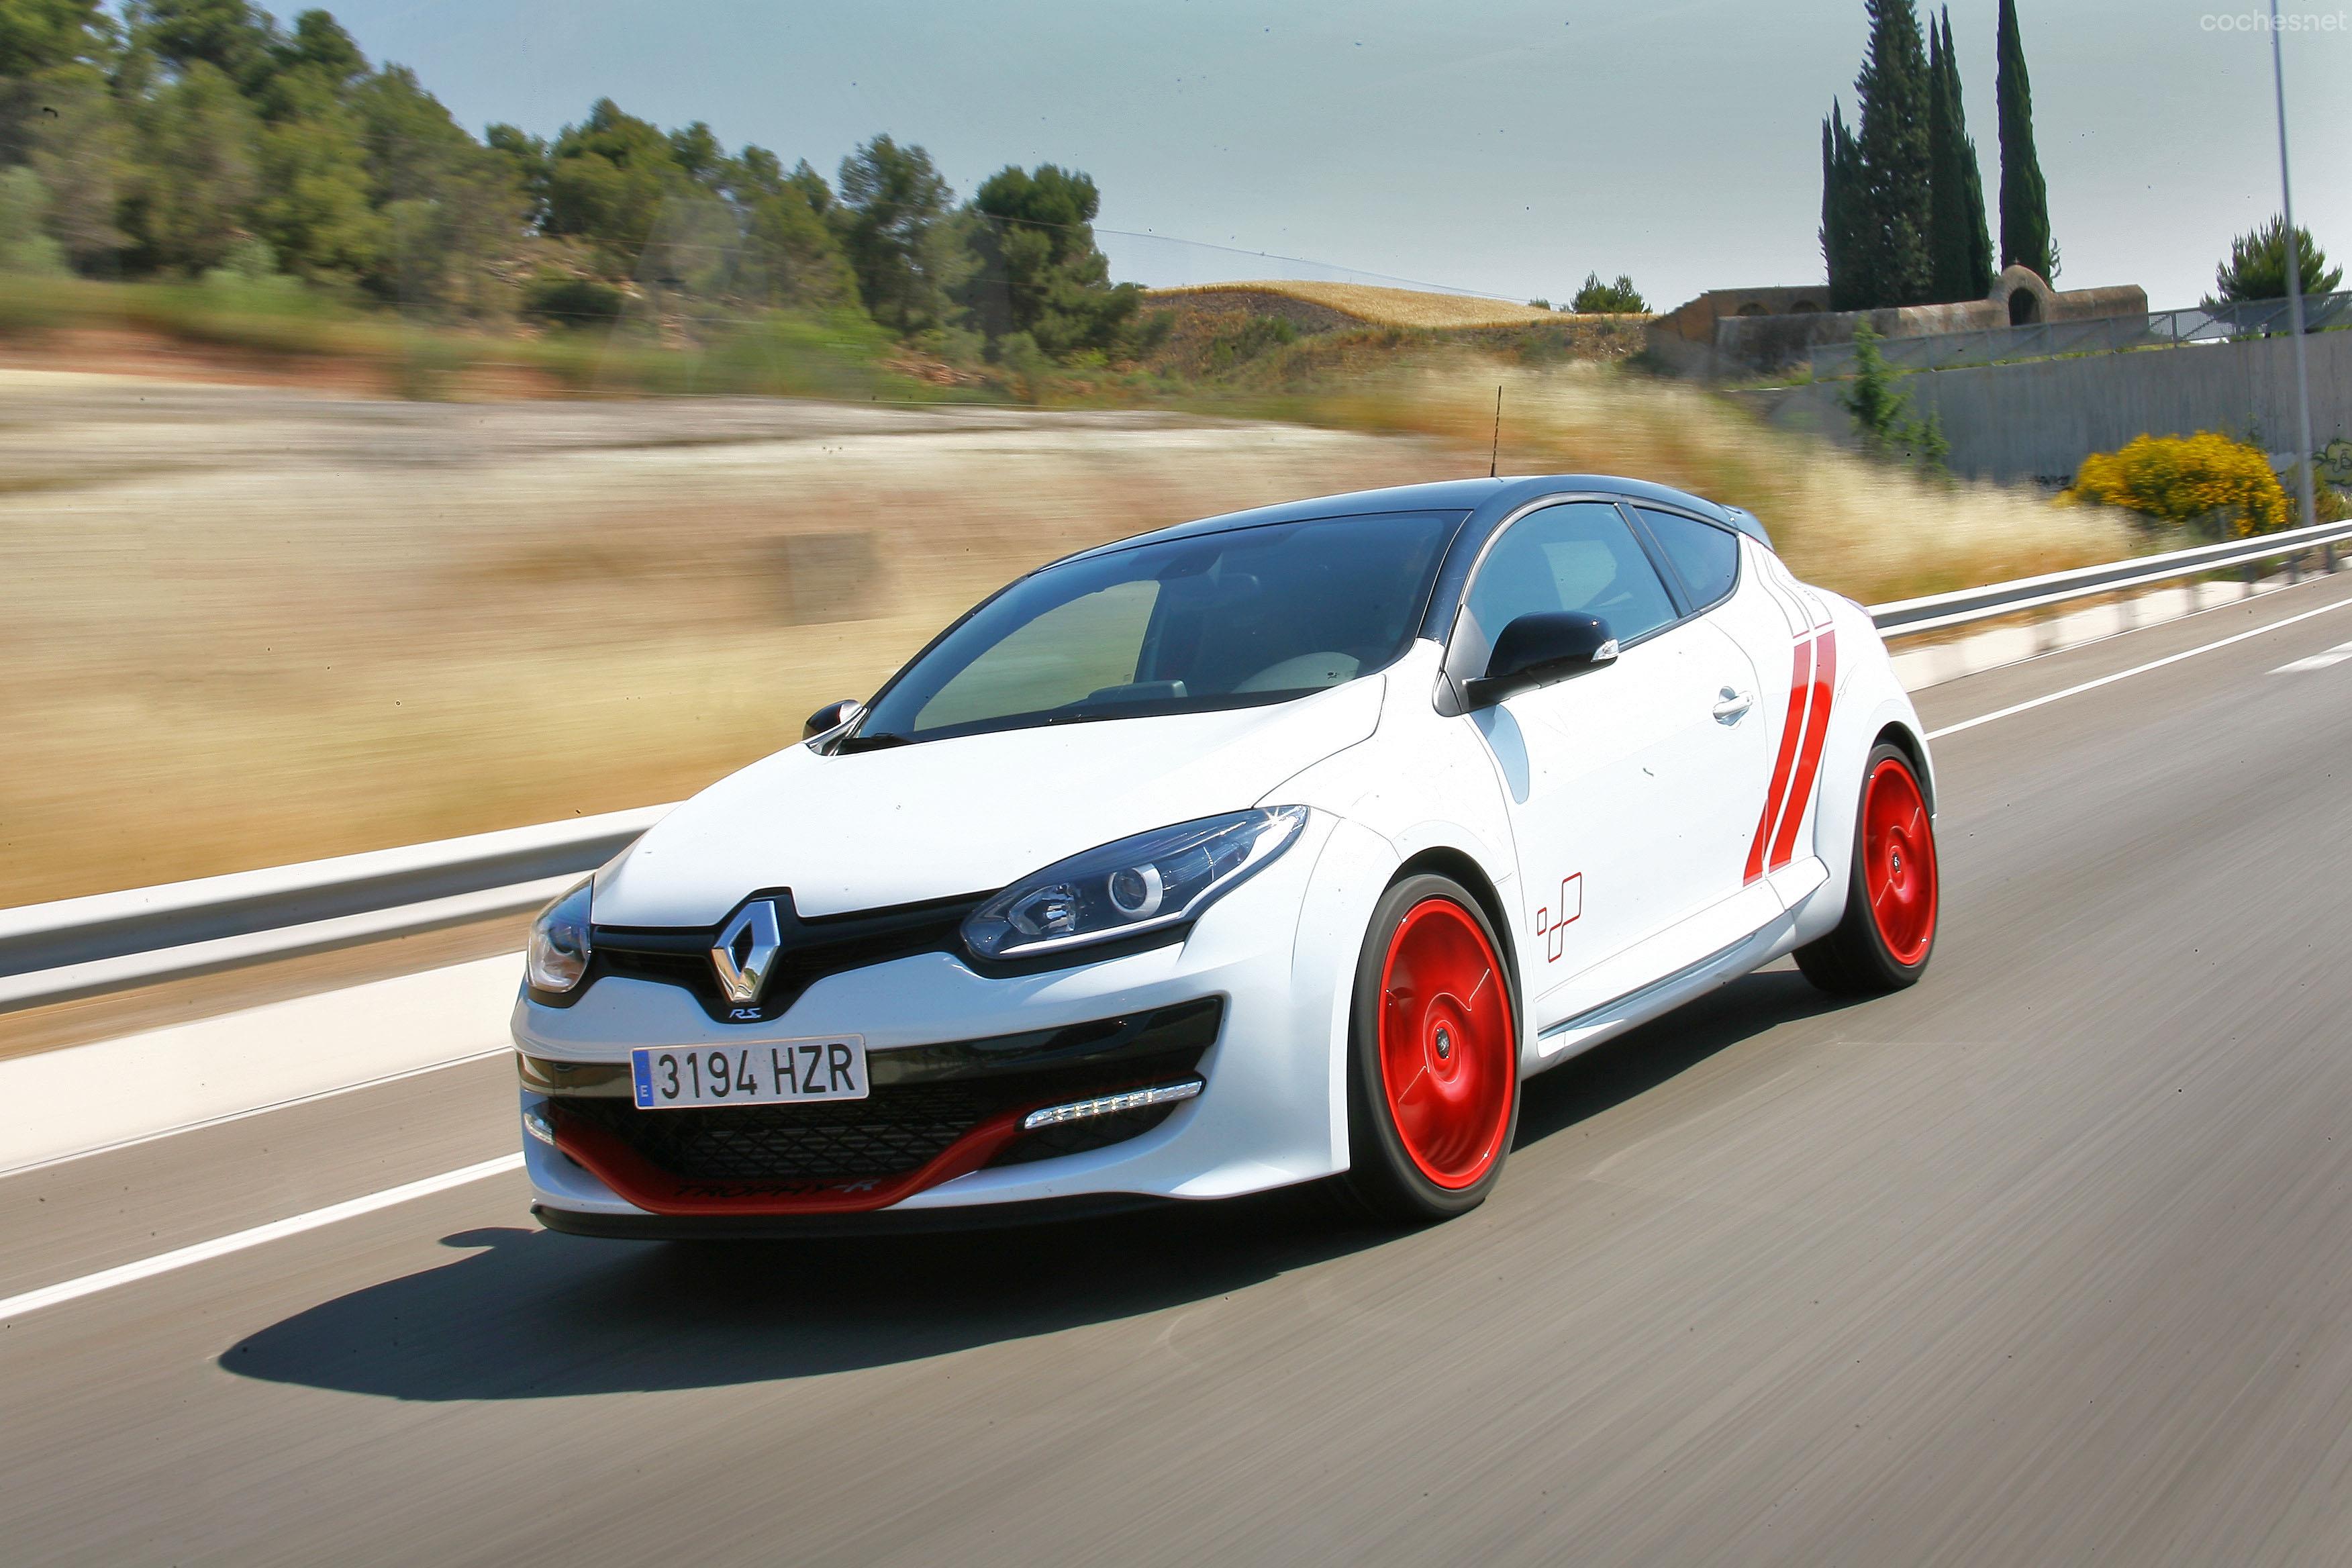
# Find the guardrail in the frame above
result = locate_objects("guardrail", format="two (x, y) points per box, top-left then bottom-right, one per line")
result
(3, 518), (2349, 1014)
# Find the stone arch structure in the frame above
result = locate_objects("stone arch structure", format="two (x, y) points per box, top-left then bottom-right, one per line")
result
(1993, 265), (2055, 326)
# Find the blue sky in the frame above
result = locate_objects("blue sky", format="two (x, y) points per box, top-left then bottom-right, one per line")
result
(314, 0), (2351, 310)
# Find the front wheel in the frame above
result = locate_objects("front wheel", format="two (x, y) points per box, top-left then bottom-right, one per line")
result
(1340, 875), (1520, 1223)
(1796, 742), (1939, 995)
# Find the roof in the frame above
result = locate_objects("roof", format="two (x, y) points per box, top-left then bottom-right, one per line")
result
(1067, 475), (1765, 561)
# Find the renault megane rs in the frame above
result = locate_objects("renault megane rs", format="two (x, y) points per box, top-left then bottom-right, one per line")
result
(514, 476), (1939, 1233)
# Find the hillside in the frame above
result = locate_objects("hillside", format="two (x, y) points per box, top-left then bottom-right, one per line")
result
(1148, 280), (1605, 331)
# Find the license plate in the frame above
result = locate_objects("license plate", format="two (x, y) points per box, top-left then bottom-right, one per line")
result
(630, 1038), (867, 1110)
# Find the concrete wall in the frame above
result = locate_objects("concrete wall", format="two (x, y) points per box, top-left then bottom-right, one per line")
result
(1736, 329), (2352, 485)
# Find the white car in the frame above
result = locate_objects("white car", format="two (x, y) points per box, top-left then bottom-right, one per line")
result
(514, 476), (1939, 1233)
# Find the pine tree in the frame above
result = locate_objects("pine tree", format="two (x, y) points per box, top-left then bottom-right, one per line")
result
(1820, 101), (1867, 309)
(1926, 9), (1994, 301)
(1852, 0), (1934, 307)
(1996, 0), (2054, 280)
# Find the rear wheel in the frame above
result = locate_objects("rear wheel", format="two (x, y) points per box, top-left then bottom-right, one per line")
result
(1341, 875), (1520, 1223)
(1796, 742), (1939, 995)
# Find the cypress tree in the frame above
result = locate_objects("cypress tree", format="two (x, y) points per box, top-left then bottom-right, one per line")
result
(1853, 0), (1934, 307)
(1996, 0), (2054, 279)
(1927, 9), (1994, 301)
(1949, 13), (1996, 297)
(1821, 101), (1867, 309)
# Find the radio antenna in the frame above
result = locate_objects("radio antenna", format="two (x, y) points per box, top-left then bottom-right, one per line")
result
(1489, 385), (1503, 478)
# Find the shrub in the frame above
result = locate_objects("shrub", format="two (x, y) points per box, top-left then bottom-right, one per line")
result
(521, 272), (626, 329)
(1204, 314), (1297, 371)
(1839, 324), (1948, 473)
(2060, 432), (2288, 537)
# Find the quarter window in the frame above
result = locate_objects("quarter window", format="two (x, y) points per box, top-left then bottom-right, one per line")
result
(1463, 501), (1679, 648)
(1636, 507), (1742, 609)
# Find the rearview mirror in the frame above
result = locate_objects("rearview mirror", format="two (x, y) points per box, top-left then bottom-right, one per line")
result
(803, 697), (863, 740)
(1463, 612), (1618, 708)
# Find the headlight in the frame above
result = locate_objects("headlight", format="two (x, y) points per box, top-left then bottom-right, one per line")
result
(526, 878), (594, 992)
(963, 807), (1310, 961)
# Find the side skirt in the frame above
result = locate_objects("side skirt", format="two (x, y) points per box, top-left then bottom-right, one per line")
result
(1525, 916), (1794, 1073)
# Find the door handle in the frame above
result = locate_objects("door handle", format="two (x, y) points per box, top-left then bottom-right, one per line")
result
(1712, 687), (1755, 724)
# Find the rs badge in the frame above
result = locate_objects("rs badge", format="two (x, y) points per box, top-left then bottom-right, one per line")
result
(1534, 875), (1583, 963)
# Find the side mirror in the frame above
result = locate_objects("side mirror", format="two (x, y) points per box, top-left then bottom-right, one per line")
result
(1463, 612), (1618, 708)
(803, 698), (864, 740)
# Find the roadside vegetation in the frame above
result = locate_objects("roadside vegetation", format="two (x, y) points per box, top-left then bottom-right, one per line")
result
(0, 0), (2155, 902)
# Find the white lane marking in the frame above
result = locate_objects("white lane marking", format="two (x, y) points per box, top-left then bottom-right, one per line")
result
(0, 1153), (522, 1324)
(2273, 641), (2352, 674)
(1928, 595), (2352, 740)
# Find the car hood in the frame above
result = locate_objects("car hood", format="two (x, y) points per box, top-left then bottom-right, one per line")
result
(591, 677), (1385, 926)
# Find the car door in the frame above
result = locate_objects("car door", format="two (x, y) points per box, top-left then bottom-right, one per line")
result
(1626, 505), (1790, 909)
(1454, 501), (1760, 1030)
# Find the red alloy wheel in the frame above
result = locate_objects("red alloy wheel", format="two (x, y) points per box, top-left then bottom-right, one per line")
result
(1376, 898), (1516, 1189)
(1861, 756), (1938, 965)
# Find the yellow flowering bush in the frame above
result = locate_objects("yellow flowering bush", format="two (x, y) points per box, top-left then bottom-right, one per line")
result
(2059, 432), (2288, 537)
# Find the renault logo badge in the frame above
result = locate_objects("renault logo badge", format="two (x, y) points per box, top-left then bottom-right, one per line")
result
(711, 900), (783, 1005)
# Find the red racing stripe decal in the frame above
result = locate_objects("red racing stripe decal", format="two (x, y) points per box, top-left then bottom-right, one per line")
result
(1769, 626), (1839, 871)
(1745, 635), (1816, 883)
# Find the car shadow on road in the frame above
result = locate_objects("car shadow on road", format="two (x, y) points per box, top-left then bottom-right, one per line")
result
(220, 967), (1853, 1402)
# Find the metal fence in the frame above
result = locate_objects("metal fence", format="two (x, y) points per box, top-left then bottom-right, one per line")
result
(1810, 291), (2352, 379)
(4, 518), (2351, 1014)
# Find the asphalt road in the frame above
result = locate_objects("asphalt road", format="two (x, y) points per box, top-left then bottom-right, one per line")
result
(7, 574), (2352, 1566)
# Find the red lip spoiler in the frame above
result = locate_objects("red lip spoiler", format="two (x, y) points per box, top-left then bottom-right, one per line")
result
(548, 1103), (1028, 1216)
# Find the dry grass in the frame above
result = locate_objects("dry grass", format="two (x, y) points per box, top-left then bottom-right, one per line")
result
(1148, 281), (1589, 331)
(0, 363), (2133, 907)
(1289, 362), (2135, 605)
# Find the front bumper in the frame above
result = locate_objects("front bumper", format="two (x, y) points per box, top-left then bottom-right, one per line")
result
(514, 810), (1381, 1226)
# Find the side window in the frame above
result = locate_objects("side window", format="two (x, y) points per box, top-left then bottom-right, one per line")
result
(1636, 507), (1741, 609)
(1464, 501), (1680, 648)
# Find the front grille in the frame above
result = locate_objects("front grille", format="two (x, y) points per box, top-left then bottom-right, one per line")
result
(544, 999), (1222, 1186)
(562, 1083), (988, 1181)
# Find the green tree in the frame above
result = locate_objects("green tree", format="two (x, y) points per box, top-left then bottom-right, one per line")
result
(962, 162), (1140, 358)
(1569, 272), (1647, 313)
(2208, 216), (2342, 305)
(276, 7), (361, 83)
(0, 0), (115, 77)
(245, 23), (381, 284)
(544, 97), (684, 270)
(1820, 99), (1866, 309)
(1996, 0), (2053, 280)
(835, 134), (965, 336)
(0, 165), (69, 272)
(126, 59), (259, 272)
(1839, 324), (1949, 472)
(128, 0), (276, 90)
(665, 119), (720, 185)
(1851, 0), (1934, 307)
(1925, 7), (1993, 301)
(349, 65), (522, 311)
(485, 121), (550, 228)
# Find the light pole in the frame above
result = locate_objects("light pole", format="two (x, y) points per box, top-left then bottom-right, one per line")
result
(2268, 0), (2323, 565)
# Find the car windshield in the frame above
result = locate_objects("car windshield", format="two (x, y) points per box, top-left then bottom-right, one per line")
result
(846, 510), (1462, 748)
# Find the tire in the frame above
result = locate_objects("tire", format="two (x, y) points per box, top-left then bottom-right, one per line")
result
(1796, 742), (1940, 995)
(1340, 874), (1521, 1223)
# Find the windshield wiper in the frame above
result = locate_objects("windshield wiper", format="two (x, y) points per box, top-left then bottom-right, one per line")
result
(835, 730), (912, 753)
